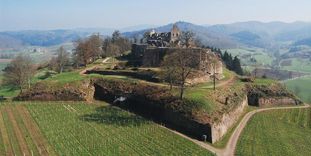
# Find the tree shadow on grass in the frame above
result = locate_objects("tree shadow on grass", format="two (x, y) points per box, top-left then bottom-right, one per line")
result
(79, 105), (151, 127)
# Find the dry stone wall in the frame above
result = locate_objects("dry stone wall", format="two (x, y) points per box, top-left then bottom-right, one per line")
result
(211, 96), (248, 143)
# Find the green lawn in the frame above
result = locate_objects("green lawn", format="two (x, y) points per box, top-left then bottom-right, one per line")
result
(284, 76), (311, 103)
(237, 108), (311, 156)
(26, 102), (214, 156)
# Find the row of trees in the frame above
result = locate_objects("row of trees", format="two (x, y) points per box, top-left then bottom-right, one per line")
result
(2, 31), (131, 93)
(48, 31), (131, 73)
(73, 31), (131, 67)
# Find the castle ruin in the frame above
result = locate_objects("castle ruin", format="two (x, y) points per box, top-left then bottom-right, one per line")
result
(132, 24), (223, 81)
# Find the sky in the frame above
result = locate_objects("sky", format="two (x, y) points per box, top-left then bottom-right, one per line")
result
(1, 0), (311, 31)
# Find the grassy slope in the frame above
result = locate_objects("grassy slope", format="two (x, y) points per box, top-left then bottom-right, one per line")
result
(180, 69), (235, 115)
(26, 102), (214, 156)
(284, 76), (311, 103)
(237, 108), (311, 156)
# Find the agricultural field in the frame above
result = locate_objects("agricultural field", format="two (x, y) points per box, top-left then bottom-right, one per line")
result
(280, 58), (311, 73)
(236, 108), (311, 156)
(0, 104), (56, 155)
(226, 47), (274, 67)
(0, 102), (212, 156)
(284, 76), (311, 103)
(0, 59), (11, 73)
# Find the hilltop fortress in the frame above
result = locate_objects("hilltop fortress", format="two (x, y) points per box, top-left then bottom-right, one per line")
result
(131, 24), (223, 81)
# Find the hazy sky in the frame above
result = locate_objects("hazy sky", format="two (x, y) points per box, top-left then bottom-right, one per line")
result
(1, 0), (311, 31)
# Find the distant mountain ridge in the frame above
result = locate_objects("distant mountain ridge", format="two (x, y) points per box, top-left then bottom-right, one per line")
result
(1, 21), (311, 49)
(123, 21), (237, 48)
(123, 21), (311, 48)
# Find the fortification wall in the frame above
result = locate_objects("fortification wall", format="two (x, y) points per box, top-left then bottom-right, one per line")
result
(211, 96), (248, 143)
(258, 97), (298, 107)
(15, 80), (95, 102)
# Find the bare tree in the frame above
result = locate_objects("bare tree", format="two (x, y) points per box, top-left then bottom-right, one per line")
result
(179, 31), (195, 48)
(73, 34), (103, 66)
(2, 54), (36, 93)
(102, 30), (131, 57)
(160, 58), (178, 90)
(162, 49), (196, 99)
(50, 46), (69, 73)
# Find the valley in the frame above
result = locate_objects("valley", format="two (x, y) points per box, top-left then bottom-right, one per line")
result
(0, 16), (310, 156)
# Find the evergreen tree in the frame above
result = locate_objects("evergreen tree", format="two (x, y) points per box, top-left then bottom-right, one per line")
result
(232, 56), (244, 75)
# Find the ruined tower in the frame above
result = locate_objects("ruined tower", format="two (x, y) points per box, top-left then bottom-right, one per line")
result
(170, 24), (181, 43)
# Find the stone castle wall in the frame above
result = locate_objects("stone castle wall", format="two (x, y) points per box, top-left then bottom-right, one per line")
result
(135, 46), (223, 77)
(211, 96), (248, 143)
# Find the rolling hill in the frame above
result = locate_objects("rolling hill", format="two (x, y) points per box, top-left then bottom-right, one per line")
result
(1, 21), (311, 50)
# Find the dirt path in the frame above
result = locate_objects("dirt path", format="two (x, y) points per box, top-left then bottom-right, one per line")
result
(16, 106), (56, 156)
(162, 104), (310, 156)
(0, 111), (14, 156)
(5, 107), (31, 156)
(79, 57), (110, 75)
(201, 74), (236, 90)
(216, 75), (236, 89)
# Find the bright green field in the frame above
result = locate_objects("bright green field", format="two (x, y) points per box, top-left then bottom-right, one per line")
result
(237, 108), (311, 156)
(284, 76), (311, 103)
(27, 102), (214, 156)
(226, 48), (274, 67)
(281, 58), (311, 73)
(0, 62), (9, 73)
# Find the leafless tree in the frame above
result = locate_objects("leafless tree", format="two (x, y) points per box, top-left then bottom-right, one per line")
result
(102, 30), (131, 57)
(2, 54), (36, 93)
(162, 49), (196, 99)
(160, 58), (178, 91)
(179, 31), (195, 48)
(73, 34), (103, 66)
(50, 46), (69, 73)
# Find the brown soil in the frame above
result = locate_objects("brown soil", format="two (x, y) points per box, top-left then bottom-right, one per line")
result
(16, 106), (56, 156)
(5, 107), (31, 156)
(0, 111), (14, 156)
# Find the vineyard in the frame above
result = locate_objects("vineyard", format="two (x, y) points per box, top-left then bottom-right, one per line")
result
(0, 104), (56, 156)
(24, 102), (213, 156)
(236, 108), (311, 156)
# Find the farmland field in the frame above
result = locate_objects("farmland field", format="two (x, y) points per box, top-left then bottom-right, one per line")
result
(226, 48), (274, 67)
(0, 104), (56, 155)
(236, 108), (311, 156)
(284, 76), (311, 103)
(25, 102), (213, 156)
(0, 62), (10, 73)
(281, 58), (311, 73)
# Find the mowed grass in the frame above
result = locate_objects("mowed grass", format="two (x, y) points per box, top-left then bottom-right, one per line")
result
(27, 102), (214, 156)
(237, 108), (311, 156)
(284, 76), (311, 103)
